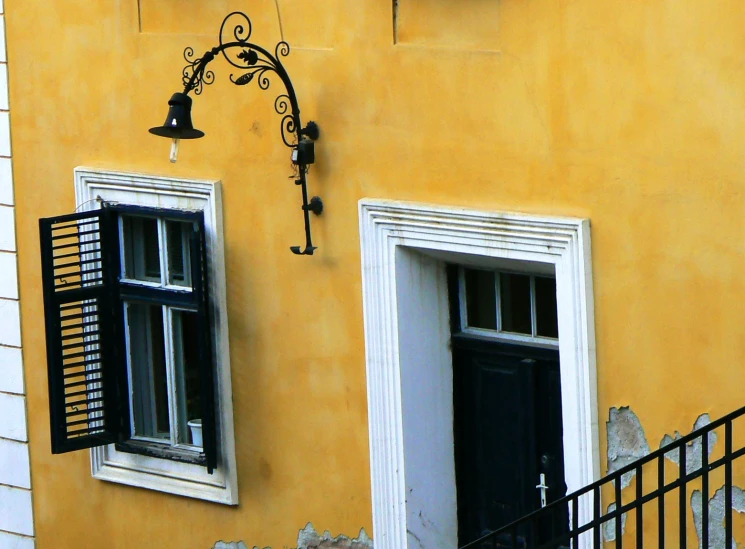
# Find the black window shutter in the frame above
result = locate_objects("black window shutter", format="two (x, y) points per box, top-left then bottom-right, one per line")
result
(39, 207), (130, 454)
(190, 217), (218, 473)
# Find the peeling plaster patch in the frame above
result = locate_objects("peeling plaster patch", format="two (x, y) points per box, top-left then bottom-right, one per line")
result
(296, 523), (373, 549)
(691, 486), (745, 549)
(607, 407), (651, 488)
(660, 414), (717, 474)
(212, 525), (374, 549)
(602, 502), (627, 542)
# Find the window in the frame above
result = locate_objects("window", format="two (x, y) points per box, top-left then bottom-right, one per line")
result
(460, 267), (559, 345)
(116, 210), (215, 467)
(39, 168), (237, 505)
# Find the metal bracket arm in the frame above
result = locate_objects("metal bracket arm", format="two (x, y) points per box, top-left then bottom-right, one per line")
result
(181, 12), (322, 256)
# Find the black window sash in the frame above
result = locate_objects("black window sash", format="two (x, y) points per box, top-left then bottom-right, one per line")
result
(113, 204), (218, 472)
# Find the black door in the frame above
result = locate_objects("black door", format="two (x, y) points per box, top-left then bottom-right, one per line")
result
(453, 336), (568, 547)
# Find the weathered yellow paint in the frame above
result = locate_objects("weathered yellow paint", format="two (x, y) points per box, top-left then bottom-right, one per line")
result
(396, 0), (501, 49)
(8, 0), (745, 547)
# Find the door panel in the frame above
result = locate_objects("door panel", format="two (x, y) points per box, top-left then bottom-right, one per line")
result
(453, 337), (567, 547)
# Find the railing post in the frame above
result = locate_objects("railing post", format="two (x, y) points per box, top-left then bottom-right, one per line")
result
(702, 430), (709, 549)
(679, 443), (686, 548)
(725, 421), (733, 548)
(659, 454), (666, 548)
(593, 486), (601, 549)
(636, 465), (643, 548)
(615, 476), (623, 549)
(571, 495), (579, 549)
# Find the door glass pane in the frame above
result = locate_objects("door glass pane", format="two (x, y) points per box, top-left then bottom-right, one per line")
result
(464, 268), (497, 330)
(122, 216), (161, 282)
(535, 277), (558, 338)
(166, 221), (193, 287)
(499, 273), (532, 335)
(128, 303), (170, 439)
(173, 310), (202, 446)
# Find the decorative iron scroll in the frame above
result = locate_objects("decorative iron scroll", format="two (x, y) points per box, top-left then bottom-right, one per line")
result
(181, 11), (302, 150)
(177, 11), (321, 256)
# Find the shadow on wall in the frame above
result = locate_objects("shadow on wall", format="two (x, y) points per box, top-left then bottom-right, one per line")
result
(213, 523), (373, 549)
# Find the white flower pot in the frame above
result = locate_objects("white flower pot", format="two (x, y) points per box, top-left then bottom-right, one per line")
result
(187, 419), (203, 447)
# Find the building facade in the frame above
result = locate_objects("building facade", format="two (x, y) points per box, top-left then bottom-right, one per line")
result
(3, 0), (745, 548)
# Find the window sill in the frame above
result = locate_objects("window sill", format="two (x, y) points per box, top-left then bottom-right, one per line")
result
(92, 444), (238, 505)
(115, 440), (207, 466)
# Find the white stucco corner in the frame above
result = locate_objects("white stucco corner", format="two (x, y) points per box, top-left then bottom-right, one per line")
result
(0, 393), (27, 442)
(0, 345), (23, 394)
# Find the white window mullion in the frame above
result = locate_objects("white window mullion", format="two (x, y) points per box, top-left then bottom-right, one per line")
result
(117, 216), (127, 277)
(123, 303), (137, 436)
(529, 275), (538, 337)
(158, 219), (168, 286)
(458, 268), (468, 329)
(163, 306), (179, 447)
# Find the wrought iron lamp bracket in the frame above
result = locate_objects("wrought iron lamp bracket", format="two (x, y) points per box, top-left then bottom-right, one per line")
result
(180, 11), (322, 256)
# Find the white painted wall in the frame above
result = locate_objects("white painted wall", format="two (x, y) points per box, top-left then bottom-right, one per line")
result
(0, 0), (35, 546)
(395, 247), (458, 549)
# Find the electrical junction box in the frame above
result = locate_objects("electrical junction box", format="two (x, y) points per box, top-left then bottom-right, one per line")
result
(292, 139), (315, 165)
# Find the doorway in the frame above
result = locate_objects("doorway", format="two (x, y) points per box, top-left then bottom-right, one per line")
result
(450, 266), (568, 546)
(358, 199), (598, 549)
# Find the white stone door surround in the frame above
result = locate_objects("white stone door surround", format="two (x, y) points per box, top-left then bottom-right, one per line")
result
(359, 199), (599, 549)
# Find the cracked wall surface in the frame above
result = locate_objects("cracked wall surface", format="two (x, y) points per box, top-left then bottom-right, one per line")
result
(605, 407), (744, 546)
(213, 523), (373, 549)
(607, 407), (651, 489)
(660, 414), (718, 475)
(691, 486), (745, 549)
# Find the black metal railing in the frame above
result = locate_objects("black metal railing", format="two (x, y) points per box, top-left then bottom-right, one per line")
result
(459, 404), (745, 548)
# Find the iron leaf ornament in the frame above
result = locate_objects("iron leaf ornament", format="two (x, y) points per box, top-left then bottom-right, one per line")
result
(173, 11), (322, 255)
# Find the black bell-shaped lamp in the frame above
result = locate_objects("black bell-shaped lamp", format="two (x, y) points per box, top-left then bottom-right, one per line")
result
(149, 92), (205, 163)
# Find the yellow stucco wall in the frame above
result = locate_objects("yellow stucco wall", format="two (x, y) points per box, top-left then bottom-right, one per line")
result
(7, 0), (745, 547)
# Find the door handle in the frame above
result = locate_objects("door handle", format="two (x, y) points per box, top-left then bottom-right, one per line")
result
(536, 473), (549, 508)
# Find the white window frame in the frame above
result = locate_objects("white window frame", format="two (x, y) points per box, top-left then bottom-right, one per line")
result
(75, 167), (238, 505)
(359, 199), (599, 549)
(458, 267), (560, 347)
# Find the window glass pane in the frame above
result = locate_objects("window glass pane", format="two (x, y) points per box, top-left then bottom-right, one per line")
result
(464, 268), (497, 330)
(122, 216), (161, 282)
(166, 221), (193, 287)
(127, 303), (170, 440)
(499, 273), (532, 335)
(535, 276), (559, 338)
(173, 310), (202, 446)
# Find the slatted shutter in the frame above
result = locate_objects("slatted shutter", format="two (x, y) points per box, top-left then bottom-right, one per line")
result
(39, 208), (129, 454)
(190, 217), (218, 473)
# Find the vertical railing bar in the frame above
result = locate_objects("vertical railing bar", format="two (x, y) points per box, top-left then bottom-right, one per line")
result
(530, 513), (537, 549)
(593, 486), (601, 549)
(572, 495), (579, 549)
(702, 430), (709, 549)
(636, 465), (643, 548)
(659, 454), (665, 548)
(615, 476), (623, 549)
(679, 442), (686, 549)
(725, 421), (733, 549)
(552, 503), (557, 544)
